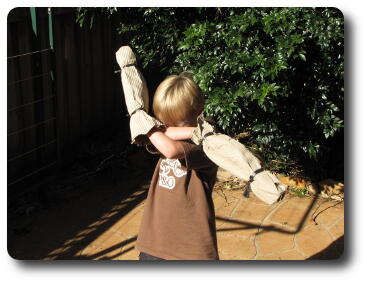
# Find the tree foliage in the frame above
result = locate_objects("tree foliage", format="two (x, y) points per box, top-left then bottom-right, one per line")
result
(76, 7), (344, 180)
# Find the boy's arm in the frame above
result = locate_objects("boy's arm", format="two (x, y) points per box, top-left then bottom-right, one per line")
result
(163, 127), (196, 141)
(147, 128), (186, 159)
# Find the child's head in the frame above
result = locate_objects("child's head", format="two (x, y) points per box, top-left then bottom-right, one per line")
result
(153, 72), (204, 127)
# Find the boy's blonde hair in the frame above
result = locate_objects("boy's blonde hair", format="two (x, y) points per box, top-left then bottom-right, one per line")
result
(153, 73), (204, 126)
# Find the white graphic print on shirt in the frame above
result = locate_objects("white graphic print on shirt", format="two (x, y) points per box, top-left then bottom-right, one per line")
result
(158, 158), (187, 189)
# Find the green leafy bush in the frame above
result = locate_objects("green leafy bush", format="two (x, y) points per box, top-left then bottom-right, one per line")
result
(76, 7), (344, 180)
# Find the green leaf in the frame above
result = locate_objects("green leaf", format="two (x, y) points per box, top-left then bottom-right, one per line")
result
(299, 54), (306, 61)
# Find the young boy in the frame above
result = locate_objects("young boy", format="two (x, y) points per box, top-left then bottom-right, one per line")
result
(135, 73), (219, 260)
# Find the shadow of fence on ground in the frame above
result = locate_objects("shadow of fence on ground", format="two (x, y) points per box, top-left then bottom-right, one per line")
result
(8, 150), (155, 260)
(76, 236), (138, 260)
(44, 188), (146, 260)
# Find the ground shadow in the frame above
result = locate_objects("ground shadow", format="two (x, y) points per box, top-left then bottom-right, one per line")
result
(306, 235), (344, 260)
(8, 149), (156, 260)
(76, 236), (138, 260)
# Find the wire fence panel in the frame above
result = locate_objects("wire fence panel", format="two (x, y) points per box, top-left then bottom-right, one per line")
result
(8, 8), (58, 194)
(7, 8), (130, 196)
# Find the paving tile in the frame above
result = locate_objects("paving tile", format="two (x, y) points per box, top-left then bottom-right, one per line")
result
(213, 191), (240, 217)
(117, 239), (139, 260)
(217, 221), (259, 239)
(328, 218), (344, 240)
(118, 247), (139, 260)
(100, 211), (119, 220)
(295, 224), (334, 257)
(87, 218), (110, 229)
(216, 199), (268, 239)
(108, 206), (142, 232)
(217, 233), (256, 260)
(268, 200), (312, 229)
(135, 201), (146, 212)
(256, 230), (295, 255)
(61, 236), (89, 248)
(215, 217), (228, 229)
(239, 202), (273, 223)
(116, 210), (143, 238)
(286, 196), (316, 209)
(256, 250), (305, 260)
(218, 251), (234, 260)
(87, 229), (115, 247)
(312, 201), (344, 227)
(221, 189), (244, 199)
(81, 231), (125, 260)
(43, 246), (73, 260)
(75, 227), (98, 238)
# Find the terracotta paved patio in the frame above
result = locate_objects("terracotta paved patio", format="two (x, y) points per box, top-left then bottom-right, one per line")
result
(8, 184), (343, 260)
(8, 152), (344, 260)
(76, 189), (343, 260)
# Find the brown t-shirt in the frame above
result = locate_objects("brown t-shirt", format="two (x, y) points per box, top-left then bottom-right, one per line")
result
(135, 141), (219, 260)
